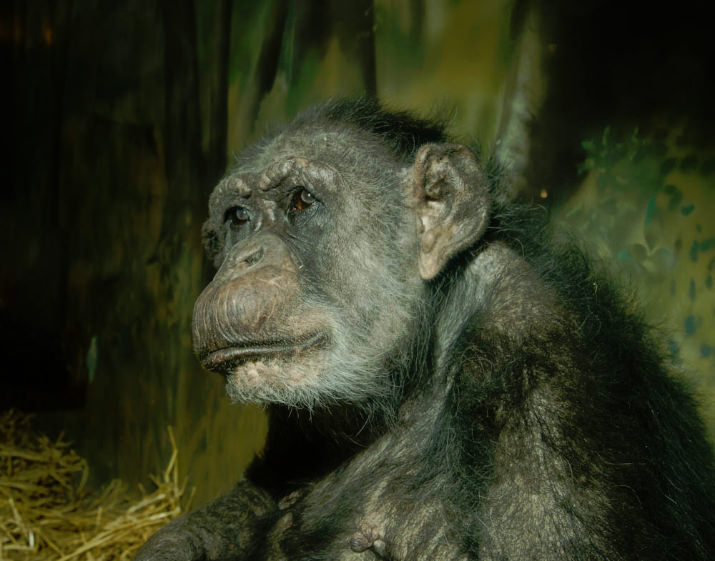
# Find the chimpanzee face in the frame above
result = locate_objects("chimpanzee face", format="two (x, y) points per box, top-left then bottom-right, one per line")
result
(192, 124), (427, 409)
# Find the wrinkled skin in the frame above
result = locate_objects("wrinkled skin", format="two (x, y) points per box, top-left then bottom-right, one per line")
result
(136, 100), (715, 561)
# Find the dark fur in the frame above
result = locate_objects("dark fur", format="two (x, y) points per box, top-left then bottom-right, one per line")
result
(136, 99), (715, 561)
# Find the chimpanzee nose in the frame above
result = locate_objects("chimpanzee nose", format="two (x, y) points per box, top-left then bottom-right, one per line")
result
(212, 232), (295, 285)
(192, 231), (300, 352)
(214, 243), (266, 283)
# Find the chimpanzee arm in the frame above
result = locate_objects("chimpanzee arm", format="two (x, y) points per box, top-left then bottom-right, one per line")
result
(133, 480), (277, 561)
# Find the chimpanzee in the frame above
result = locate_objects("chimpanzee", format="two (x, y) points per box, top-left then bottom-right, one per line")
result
(136, 99), (715, 561)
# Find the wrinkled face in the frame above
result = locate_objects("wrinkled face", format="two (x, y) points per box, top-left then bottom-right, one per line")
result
(192, 124), (426, 408)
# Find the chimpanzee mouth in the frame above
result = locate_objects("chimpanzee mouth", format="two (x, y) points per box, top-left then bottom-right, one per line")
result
(200, 332), (329, 373)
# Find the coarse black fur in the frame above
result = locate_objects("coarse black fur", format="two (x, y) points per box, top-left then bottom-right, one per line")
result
(136, 99), (715, 561)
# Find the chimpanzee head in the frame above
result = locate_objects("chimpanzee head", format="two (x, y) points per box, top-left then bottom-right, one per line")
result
(192, 100), (491, 409)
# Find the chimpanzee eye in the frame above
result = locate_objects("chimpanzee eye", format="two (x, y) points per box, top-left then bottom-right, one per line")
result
(289, 188), (317, 213)
(225, 206), (250, 230)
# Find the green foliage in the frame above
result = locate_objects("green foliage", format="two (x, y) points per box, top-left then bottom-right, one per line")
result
(558, 126), (715, 434)
(568, 127), (709, 276)
(578, 127), (668, 198)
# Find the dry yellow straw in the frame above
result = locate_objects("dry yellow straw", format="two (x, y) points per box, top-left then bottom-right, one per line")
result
(0, 410), (193, 561)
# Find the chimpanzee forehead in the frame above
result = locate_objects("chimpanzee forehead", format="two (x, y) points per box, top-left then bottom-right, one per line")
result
(238, 122), (405, 176)
(211, 125), (406, 209)
(212, 156), (340, 204)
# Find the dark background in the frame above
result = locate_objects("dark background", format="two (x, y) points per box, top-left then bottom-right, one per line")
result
(3, 0), (714, 505)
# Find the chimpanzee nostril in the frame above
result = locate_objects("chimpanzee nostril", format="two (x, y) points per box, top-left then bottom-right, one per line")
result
(215, 246), (267, 282)
(211, 232), (298, 285)
(242, 247), (264, 268)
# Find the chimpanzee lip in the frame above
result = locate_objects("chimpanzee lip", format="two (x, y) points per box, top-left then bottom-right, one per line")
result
(201, 332), (328, 372)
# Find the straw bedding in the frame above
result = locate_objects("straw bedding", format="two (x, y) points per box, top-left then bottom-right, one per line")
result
(0, 410), (193, 561)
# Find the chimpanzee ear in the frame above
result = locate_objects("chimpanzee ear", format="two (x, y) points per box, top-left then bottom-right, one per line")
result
(409, 143), (491, 280)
